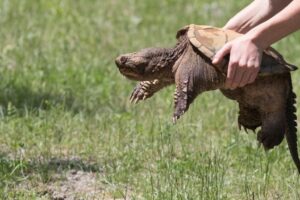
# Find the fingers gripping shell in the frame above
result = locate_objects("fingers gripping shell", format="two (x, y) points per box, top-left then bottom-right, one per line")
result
(186, 24), (297, 75)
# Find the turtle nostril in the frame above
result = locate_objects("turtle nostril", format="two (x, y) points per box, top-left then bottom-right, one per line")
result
(120, 56), (127, 64)
(115, 56), (128, 68)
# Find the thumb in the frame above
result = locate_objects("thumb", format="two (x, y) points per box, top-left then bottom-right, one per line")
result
(212, 43), (232, 64)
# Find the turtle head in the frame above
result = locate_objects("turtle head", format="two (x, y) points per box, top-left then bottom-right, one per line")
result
(116, 47), (178, 81)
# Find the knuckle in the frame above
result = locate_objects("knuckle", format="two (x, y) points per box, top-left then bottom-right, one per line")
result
(254, 62), (260, 68)
(231, 60), (238, 65)
(248, 64), (258, 70)
(246, 64), (255, 69)
(239, 64), (247, 69)
(238, 62), (247, 68)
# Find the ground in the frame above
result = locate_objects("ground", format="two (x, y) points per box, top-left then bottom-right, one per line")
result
(0, 0), (300, 199)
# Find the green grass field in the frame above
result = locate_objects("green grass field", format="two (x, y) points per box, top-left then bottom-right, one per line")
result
(0, 0), (300, 199)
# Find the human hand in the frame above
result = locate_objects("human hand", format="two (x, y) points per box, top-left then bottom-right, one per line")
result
(212, 36), (263, 89)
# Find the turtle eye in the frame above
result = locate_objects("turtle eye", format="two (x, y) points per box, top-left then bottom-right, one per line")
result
(136, 62), (146, 74)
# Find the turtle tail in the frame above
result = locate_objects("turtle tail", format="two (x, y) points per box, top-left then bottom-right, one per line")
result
(285, 74), (300, 173)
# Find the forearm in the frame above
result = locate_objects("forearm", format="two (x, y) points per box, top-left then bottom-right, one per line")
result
(247, 0), (300, 49)
(224, 0), (292, 33)
(214, 0), (298, 89)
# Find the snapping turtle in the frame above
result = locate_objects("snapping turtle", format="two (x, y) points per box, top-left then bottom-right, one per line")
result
(115, 24), (300, 173)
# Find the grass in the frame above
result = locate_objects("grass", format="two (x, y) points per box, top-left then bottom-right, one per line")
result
(0, 0), (300, 199)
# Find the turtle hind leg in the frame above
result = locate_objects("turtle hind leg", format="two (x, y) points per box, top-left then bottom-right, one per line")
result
(257, 110), (285, 150)
(238, 104), (262, 133)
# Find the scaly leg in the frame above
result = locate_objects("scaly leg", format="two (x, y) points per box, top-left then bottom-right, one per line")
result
(257, 109), (286, 150)
(238, 103), (261, 133)
(130, 79), (172, 104)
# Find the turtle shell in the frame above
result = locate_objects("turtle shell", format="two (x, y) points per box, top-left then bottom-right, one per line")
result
(187, 24), (297, 75)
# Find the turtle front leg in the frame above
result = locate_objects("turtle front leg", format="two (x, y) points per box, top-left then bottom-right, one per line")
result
(130, 79), (173, 104)
(173, 80), (189, 123)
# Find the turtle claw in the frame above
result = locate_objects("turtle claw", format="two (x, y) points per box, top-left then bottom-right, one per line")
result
(172, 116), (178, 124)
(129, 81), (161, 104)
(129, 92), (142, 104)
(133, 98), (139, 104)
(129, 93), (135, 103)
(129, 84), (148, 104)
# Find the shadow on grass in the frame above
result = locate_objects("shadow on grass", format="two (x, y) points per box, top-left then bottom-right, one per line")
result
(38, 157), (103, 173)
(0, 152), (103, 184)
(0, 152), (104, 198)
(0, 83), (83, 116)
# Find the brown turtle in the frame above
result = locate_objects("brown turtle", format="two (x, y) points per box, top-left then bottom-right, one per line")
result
(115, 24), (300, 173)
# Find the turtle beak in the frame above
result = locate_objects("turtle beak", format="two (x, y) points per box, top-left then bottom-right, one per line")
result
(115, 55), (128, 68)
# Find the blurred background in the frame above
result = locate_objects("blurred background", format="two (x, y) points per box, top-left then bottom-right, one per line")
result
(0, 0), (300, 199)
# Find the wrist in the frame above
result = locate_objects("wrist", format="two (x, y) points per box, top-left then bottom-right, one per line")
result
(245, 27), (270, 50)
